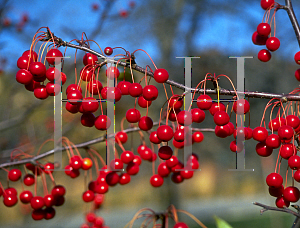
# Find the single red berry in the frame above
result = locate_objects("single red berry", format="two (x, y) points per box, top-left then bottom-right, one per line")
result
(295, 69), (300, 81)
(115, 131), (128, 144)
(280, 143), (296, 159)
(16, 69), (33, 84)
(23, 174), (35, 186)
(166, 156), (179, 168)
(157, 125), (174, 142)
(95, 115), (111, 130)
(192, 131), (204, 143)
(67, 89), (83, 104)
(143, 85), (158, 101)
(252, 126), (268, 141)
(5, 187), (17, 196)
(120, 151), (134, 164)
(44, 163), (54, 174)
(283, 186), (300, 202)
(138, 116), (153, 131)
(278, 125), (294, 140)
(158, 146), (173, 160)
(261, 0), (274, 10)
(157, 162), (171, 177)
(105, 171), (120, 186)
(276, 196), (290, 208)
(215, 125), (230, 138)
(150, 174), (164, 187)
(257, 23), (271, 36)
(126, 161), (140, 175)
(138, 95), (152, 108)
(30, 196), (45, 210)
(209, 102), (225, 116)
(269, 117), (286, 131)
(128, 83), (143, 97)
(65, 102), (78, 114)
(269, 185), (284, 197)
(230, 140), (243, 153)
(258, 49), (271, 62)
(19, 190), (33, 204)
(70, 155), (82, 170)
(177, 111), (193, 126)
(44, 194), (55, 207)
(265, 134), (281, 148)
(44, 207), (56, 220)
(82, 190), (95, 202)
(233, 99), (250, 114)
(168, 108), (181, 122)
(46, 49), (63, 65)
(180, 169), (194, 179)
(132, 155), (142, 165)
(174, 222), (189, 228)
(17, 55), (33, 69)
(288, 155), (300, 170)
(106, 66), (120, 79)
(117, 81), (131, 95)
(34, 85), (49, 99)
(126, 108), (141, 123)
(266, 173), (283, 188)
(256, 142), (273, 157)
(29, 62), (46, 77)
(8, 169), (22, 181)
(22, 50), (38, 62)
(82, 158), (93, 170)
(104, 47), (113, 56)
(119, 173), (131, 185)
(191, 108), (205, 123)
(31, 209), (45, 220)
(174, 129), (185, 142)
(252, 31), (268, 45)
(171, 172), (184, 183)
(197, 95), (212, 110)
(213, 111), (230, 126)
(87, 80), (103, 95)
(82, 97), (99, 113)
(83, 53), (98, 65)
(3, 194), (18, 207)
(154, 68), (169, 83)
(80, 66), (95, 82)
(51, 185), (66, 197)
(295, 51), (300, 65)
(286, 115), (300, 129)
(168, 95), (183, 109)
(150, 131), (162, 144)
(94, 194), (105, 206)
(295, 170), (300, 182)
(266, 37), (280, 51)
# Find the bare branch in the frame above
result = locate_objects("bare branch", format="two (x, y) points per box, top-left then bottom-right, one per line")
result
(253, 202), (300, 218)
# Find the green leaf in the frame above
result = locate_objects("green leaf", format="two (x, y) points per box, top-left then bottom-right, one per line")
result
(214, 215), (233, 228)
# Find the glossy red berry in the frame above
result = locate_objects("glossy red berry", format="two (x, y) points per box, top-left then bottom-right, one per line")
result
(278, 125), (294, 140)
(16, 69), (33, 84)
(295, 69), (300, 81)
(233, 99), (250, 114)
(197, 95), (212, 110)
(166, 156), (179, 168)
(83, 53), (98, 65)
(288, 155), (300, 170)
(106, 66), (120, 79)
(67, 89), (83, 104)
(23, 174), (35, 186)
(213, 111), (230, 126)
(252, 126), (268, 141)
(46, 49), (63, 65)
(174, 222), (189, 228)
(105, 171), (119, 186)
(117, 81), (131, 95)
(51, 185), (66, 197)
(44, 162), (54, 174)
(115, 131), (128, 144)
(104, 47), (113, 55)
(283, 186), (300, 202)
(256, 142), (273, 157)
(126, 161), (140, 175)
(19, 190), (33, 204)
(230, 140), (243, 153)
(44, 207), (56, 220)
(168, 95), (183, 109)
(3, 194), (18, 207)
(209, 102), (225, 116)
(286, 115), (300, 129)
(22, 50), (38, 62)
(266, 37), (280, 51)
(266, 173), (283, 188)
(95, 115), (111, 130)
(280, 143), (296, 159)
(121, 151), (134, 164)
(177, 111), (192, 126)
(154, 68), (169, 83)
(82, 158), (93, 170)
(138, 96), (152, 108)
(215, 125), (230, 138)
(295, 170), (300, 182)
(269, 185), (284, 197)
(126, 108), (141, 123)
(29, 62), (46, 77)
(265, 134), (281, 148)
(25, 80), (40, 91)
(82, 97), (99, 113)
(87, 80), (103, 95)
(158, 146), (173, 160)
(138, 116), (153, 131)
(44, 194), (55, 207)
(157, 162), (171, 177)
(192, 131), (204, 143)
(261, 0), (274, 10)
(157, 125), (174, 142)
(269, 117), (286, 131)
(191, 108), (205, 123)
(149, 131), (162, 144)
(34, 85), (49, 99)
(295, 51), (300, 65)
(128, 83), (143, 97)
(17, 55), (33, 69)
(80, 66), (95, 82)
(276, 196), (290, 208)
(5, 187), (17, 196)
(70, 155), (82, 170)
(82, 190), (95, 202)
(31, 209), (45, 220)
(252, 31), (268, 45)
(258, 49), (271, 62)
(30, 196), (45, 210)
(257, 23), (271, 36)
(119, 173), (131, 185)
(8, 169), (22, 181)
(150, 174), (164, 187)
(143, 85), (158, 101)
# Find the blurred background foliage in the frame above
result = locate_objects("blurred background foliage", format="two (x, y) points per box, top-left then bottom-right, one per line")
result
(0, 0), (300, 227)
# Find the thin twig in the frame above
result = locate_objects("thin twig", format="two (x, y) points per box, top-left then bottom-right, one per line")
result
(253, 202), (300, 218)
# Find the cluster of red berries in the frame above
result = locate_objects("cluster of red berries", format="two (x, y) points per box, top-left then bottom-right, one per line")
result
(80, 211), (108, 228)
(252, 0), (280, 62)
(0, 163), (67, 220)
(16, 49), (66, 99)
(252, 115), (300, 208)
